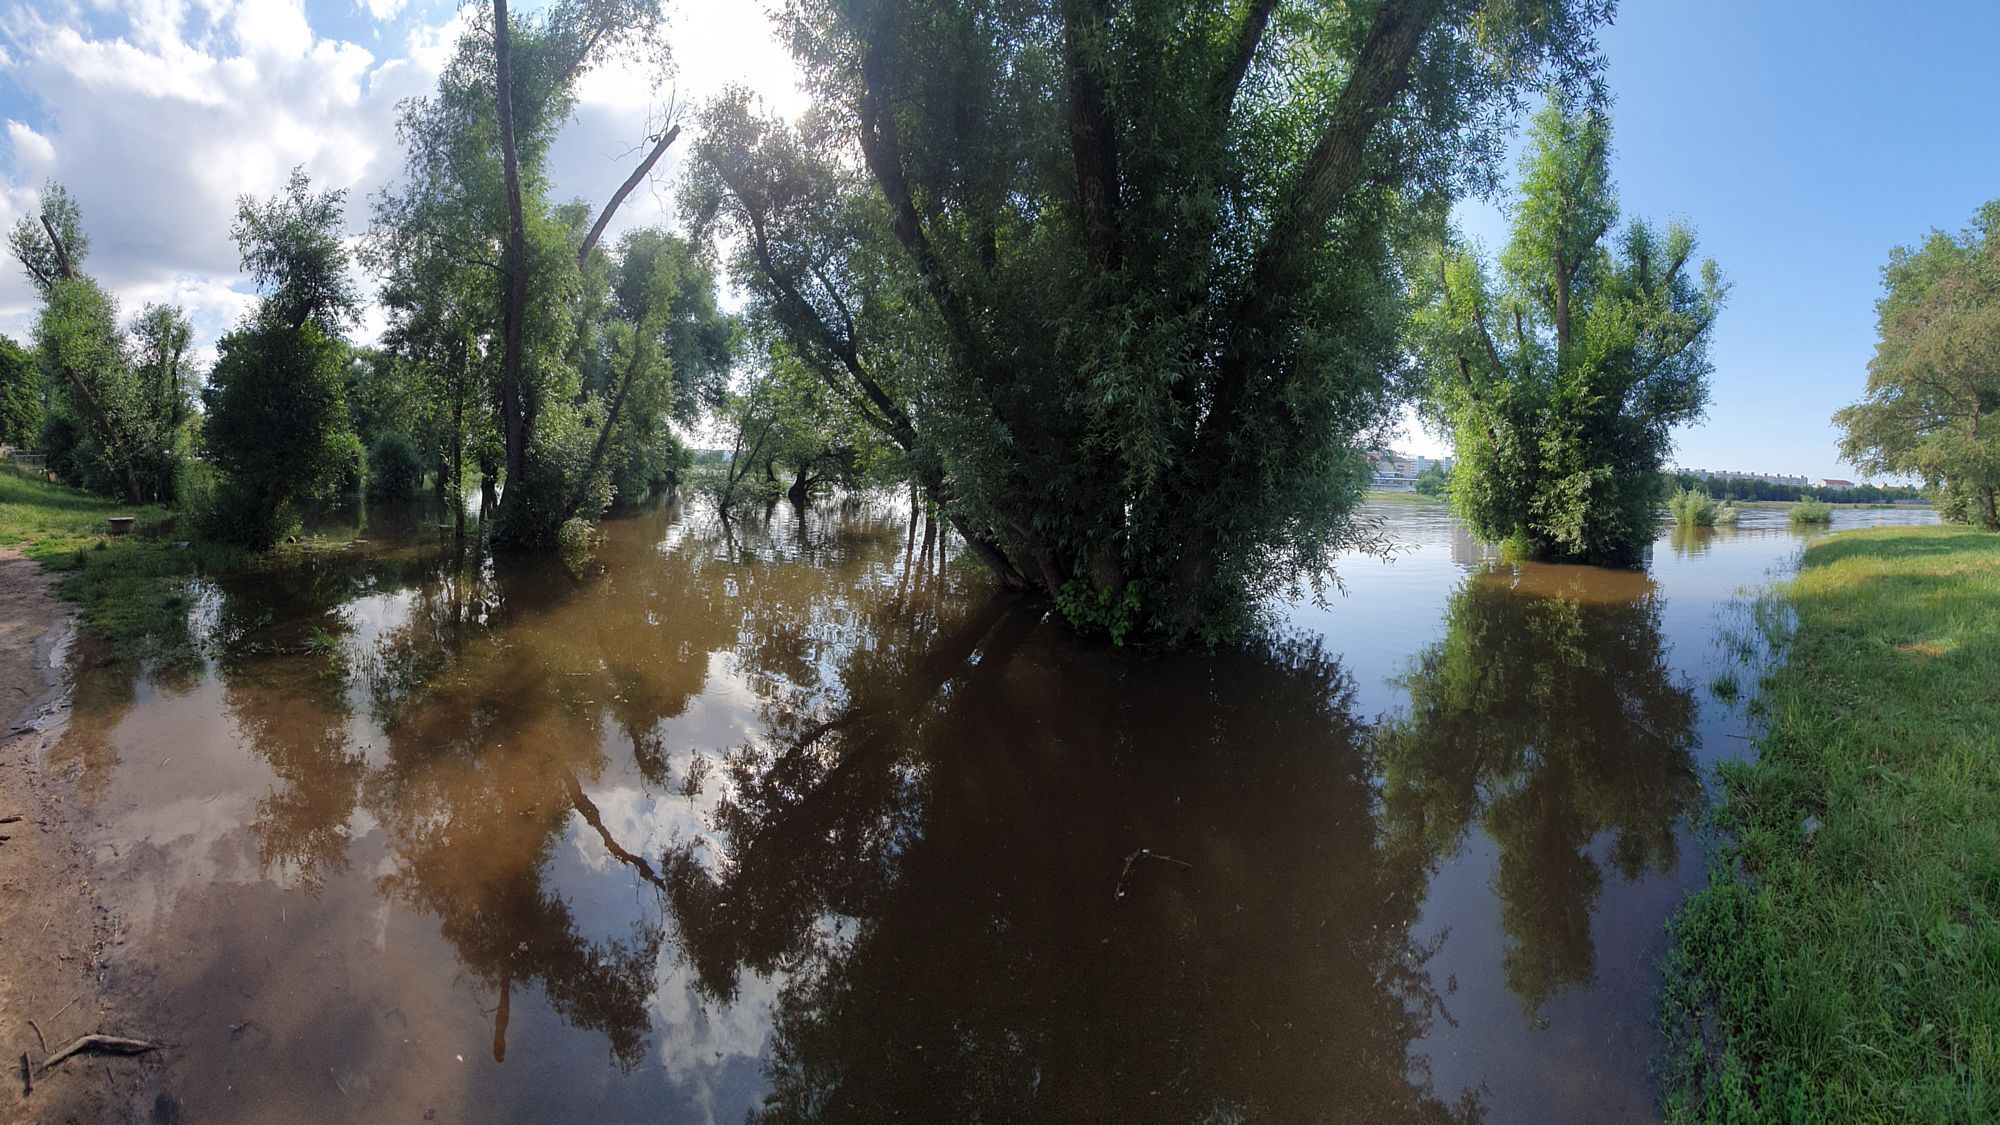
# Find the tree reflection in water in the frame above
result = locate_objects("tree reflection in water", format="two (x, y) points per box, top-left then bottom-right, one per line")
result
(1375, 563), (1702, 1016)
(668, 608), (1478, 1123)
(147, 498), (1702, 1120)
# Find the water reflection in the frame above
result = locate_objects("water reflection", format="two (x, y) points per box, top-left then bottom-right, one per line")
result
(47, 497), (1865, 1122)
(1376, 564), (1701, 1016)
(670, 616), (1478, 1122)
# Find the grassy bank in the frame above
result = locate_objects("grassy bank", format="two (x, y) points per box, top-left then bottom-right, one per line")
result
(0, 464), (216, 664)
(1663, 525), (2000, 1121)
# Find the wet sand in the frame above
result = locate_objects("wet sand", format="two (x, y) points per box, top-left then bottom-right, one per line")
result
(0, 549), (154, 1124)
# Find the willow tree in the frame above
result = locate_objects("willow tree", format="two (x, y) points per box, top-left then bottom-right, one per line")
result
(203, 170), (364, 547)
(1835, 200), (2000, 530)
(760, 0), (1610, 642)
(8, 185), (182, 502)
(1410, 103), (1723, 564)
(372, 0), (679, 546)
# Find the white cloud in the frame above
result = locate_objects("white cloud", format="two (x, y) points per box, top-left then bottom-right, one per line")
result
(5, 119), (55, 174)
(0, 0), (808, 355)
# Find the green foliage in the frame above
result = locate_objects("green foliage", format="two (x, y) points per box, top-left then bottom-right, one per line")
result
(1052, 579), (1143, 646)
(1414, 463), (1452, 498)
(0, 335), (41, 447)
(370, 2), (692, 547)
(1835, 199), (2000, 530)
(1662, 472), (1927, 506)
(1788, 497), (1833, 526)
(1412, 103), (1725, 564)
(234, 168), (364, 333)
(1663, 527), (2000, 1121)
(203, 172), (362, 548)
(8, 187), (186, 504)
(698, 0), (1610, 642)
(1669, 486), (1739, 528)
(367, 432), (426, 500)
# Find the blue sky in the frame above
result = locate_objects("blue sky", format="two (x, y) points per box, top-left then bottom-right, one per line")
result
(1442, 0), (2000, 480)
(0, 1), (1994, 481)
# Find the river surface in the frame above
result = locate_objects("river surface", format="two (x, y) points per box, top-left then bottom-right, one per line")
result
(52, 498), (1936, 1122)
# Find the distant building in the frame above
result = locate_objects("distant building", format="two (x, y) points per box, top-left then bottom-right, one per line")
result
(1677, 467), (1811, 488)
(1366, 450), (1453, 491)
(1814, 478), (1855, 489)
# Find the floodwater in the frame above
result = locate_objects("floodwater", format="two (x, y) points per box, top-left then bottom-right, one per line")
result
(51, 498), (1936, 1122)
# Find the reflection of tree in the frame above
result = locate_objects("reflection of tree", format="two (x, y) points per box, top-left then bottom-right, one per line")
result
(1375, 564), (1701, 1015)
(668, 615), (1479, 1122)
(209, 498), (952, 1072)
(1668, 524), (1716, 558)
(363, 663), (662, 1069)
(209, 556), (382, 893)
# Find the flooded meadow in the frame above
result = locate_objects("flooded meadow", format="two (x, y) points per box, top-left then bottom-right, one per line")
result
(48, 498), (1937, 1122)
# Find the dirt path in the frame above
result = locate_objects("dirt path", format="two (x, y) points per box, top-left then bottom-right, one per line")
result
(0, 550), (152, 1123)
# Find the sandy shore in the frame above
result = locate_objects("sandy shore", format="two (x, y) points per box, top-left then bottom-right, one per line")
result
(0, 549), (154, 1124)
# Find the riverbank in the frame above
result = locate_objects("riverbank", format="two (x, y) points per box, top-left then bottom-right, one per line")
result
(1663, 525), (2000, 1121)
(0, 467), (189, 1121)
(0, 465), (215, 669)
(0, 548), (154, 1123)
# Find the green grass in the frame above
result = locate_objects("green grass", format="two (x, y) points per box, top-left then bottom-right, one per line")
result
(0, 464), (223, 664)
(1662, 525), (2000, 1121)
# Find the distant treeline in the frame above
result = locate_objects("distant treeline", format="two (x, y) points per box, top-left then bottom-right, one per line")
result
(1662, 473), (1927, 505)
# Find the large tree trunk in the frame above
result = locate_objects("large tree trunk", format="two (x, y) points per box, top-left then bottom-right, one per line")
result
(492, 0), (531, 531)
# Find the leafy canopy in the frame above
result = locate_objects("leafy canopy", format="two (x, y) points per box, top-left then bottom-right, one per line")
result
(1835, 199), (2000, 531)
(1410, 102), (1724, 564)
(202, 171), (362, 546)
(699, 0), (1614, 642)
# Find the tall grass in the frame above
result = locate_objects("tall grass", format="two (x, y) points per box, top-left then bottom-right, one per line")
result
(1790, 497), (1834, 525)
(1669, 486), (1741, 527)
(1662, 526), (2000, 1121)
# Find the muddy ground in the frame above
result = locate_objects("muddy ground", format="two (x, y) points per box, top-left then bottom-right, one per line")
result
(0, 550), (160, 1124)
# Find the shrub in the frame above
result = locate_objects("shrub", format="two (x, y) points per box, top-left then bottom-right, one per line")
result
(1669, 486), (1730, 527)
(1790, 498), (1834, 525)
(367, 432), (424, 500)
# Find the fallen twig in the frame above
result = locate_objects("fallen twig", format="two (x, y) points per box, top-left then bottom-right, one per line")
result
(1115, 847), (1196, 899)
(0, 815), (22, 825)
(28, 1019), (46, 1055)
(39, 1034), (162, 1073)
(18, 1052), (28, 1097)
(47, 995), (81, 1023)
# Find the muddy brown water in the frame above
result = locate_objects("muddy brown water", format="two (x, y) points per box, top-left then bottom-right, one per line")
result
(52, 499), (1937, 1122)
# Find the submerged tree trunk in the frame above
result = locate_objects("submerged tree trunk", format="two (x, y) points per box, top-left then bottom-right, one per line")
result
(787, 465), (810, 507)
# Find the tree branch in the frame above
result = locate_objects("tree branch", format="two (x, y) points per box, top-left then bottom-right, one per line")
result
(40, 214), (76, 281)
(577, 124), (681, 272)
(1212, 0), (1280, 123)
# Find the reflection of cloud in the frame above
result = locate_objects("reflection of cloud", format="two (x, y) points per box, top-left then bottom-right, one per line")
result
(648, 969), (782, 1124)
